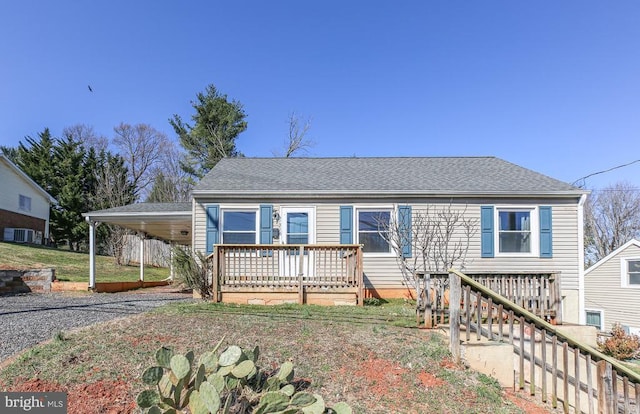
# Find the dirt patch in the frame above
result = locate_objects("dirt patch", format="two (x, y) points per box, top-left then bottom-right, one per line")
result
(6, 378), (136, 414)
(503, 388), (560, 413)
(417, 371), (446, 388)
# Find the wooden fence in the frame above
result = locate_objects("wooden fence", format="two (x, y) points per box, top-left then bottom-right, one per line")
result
(121, 235), (171, 267)
(449, 269), (640, 414)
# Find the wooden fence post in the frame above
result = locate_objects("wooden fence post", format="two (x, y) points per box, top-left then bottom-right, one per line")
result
(449, 271), (461, 364)
(597, 360), (614, 414)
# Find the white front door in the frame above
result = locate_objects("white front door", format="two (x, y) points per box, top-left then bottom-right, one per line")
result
(280, 207), (315, 279)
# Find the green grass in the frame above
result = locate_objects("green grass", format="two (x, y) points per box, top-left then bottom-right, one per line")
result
(0, 241), (169, 282)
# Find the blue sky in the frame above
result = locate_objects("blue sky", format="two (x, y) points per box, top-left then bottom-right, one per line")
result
(1, 1), (639, 190)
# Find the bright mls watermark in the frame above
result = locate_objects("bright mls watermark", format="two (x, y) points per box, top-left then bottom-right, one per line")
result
(0, 392), (67, 413)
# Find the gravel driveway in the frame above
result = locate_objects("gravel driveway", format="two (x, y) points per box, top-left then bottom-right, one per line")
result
(0, 289), (193, 363)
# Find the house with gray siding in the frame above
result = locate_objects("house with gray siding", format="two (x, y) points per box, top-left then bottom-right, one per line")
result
(584, 239), (640, 334)
(191, 156), (588, 323)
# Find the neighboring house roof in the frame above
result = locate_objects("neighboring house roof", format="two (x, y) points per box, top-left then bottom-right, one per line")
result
(192, 156), (585, 198)
(585, 239), (640, 276)
(82, 202), (192, 244)
(0, 154), (57, 204)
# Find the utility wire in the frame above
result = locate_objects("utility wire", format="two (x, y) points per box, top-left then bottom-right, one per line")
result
(572, 159), (640, 187)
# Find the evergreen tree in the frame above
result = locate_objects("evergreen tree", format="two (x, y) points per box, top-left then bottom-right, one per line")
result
(50, 134), (88, 250)
(15, 128), (56, 195)
(170, 84), (247, 179)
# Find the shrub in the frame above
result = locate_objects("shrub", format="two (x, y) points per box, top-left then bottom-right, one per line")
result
(363, 297), (381, 306)
(137, 339), (352, 414)
(598, 323), (640, 360)
(172, 246), (211, 299)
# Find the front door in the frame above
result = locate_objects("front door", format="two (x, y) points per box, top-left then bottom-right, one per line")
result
(279, 207), (315, 279)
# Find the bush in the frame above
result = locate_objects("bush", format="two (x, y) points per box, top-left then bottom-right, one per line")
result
(598, 323), (640, 360)
(172, 246), (211, 299)
(137, 340), (351, 414)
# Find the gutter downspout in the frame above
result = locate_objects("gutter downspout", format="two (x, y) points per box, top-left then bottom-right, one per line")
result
(577, 194), (588, 325)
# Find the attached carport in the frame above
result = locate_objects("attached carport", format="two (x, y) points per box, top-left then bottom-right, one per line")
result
(82, 202), (192, 289)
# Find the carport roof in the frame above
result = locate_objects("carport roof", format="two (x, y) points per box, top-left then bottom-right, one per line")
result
(83, 202), (192, 244)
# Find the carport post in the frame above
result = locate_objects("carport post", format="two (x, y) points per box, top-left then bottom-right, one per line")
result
(87, 219), (97, 290)
(169, 242), (175, 281)
(139, 233), (146, 282)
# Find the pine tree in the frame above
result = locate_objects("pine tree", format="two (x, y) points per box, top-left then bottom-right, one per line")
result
(170, 84), (247, 179)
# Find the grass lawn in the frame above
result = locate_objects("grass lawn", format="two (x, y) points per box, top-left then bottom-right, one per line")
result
(0, 300), (548, 414)
(0, 241), (169, 282)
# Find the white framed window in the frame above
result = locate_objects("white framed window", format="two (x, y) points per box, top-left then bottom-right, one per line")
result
(19, 195), (31, 212)
(621, 258), (640, 288)
(356, 208), (392, 254)
(585, 309), (604, 331)
(221, 209), (258, 244)
(495, 207), (538, 256)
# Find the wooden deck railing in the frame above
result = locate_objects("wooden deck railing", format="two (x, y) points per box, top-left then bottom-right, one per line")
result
(208, 244), (364, 304)
(449, 269), (640, 414)
(416, 271), (562, 328)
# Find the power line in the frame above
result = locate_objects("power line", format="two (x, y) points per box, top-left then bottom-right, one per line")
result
(572, 159), (640, 187)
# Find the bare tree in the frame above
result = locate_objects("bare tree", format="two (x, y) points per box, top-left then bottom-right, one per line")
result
(273, 112), (315, 157)
(63, 124), (109, 152)
(112, 123), (171, 200)
(146, 141), (193, 202)
(92, 153), (136, 265)
(585, 182), (640, 266)
(381, 203), (478, 289)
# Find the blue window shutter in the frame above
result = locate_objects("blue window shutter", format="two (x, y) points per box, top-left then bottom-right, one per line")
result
(206, 205), (220, 254)
(260, 205), (273, 244)
(539, 206), (553, 258)
(340, 206), (353, 244)
(481, 206), (494, 258)
(399, 205), (412, 258)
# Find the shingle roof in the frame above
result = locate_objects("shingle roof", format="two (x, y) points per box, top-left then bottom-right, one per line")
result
(193, 157), (583, 197)
(85, 202), (191, 215)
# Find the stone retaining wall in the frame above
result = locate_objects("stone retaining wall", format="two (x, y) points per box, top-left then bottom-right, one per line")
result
(0, 268), (55, 294)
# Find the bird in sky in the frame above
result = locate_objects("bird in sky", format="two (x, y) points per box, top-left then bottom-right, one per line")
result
(88, 85), (93, 92)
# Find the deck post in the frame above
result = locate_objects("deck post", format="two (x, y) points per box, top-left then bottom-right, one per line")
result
(449, 270), (461, 364)
(357, 246), (364, 306)
(597, 360), (614, 414)
(212, 246), (220, 302)
(551, 272), (563, 325)
(298, 245), (305, 304)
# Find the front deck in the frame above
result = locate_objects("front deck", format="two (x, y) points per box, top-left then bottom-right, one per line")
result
(207, 244), (564, 317)
(208, 244), (364, 305)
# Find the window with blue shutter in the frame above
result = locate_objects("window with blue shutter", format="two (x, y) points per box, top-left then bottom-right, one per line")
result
(481, 206), (494, 258)
(206, 205), (220, 254)
(539, 206), (552, 258)
(340, 206), (353, 244)
(399, 205), (412, 258)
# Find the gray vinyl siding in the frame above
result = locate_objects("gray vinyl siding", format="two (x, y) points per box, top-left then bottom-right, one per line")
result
(464, 200), (580, 291)
(194, 198), (581, 294)
(316, 204), (340, 244)
(584, 243), (640, 332)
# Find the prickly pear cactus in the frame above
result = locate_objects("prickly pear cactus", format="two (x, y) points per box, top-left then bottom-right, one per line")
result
(136, 339), (351, 414)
